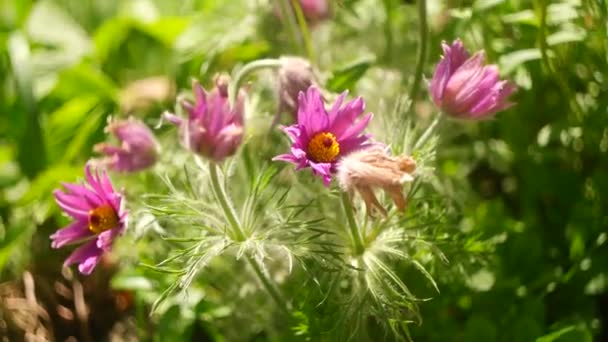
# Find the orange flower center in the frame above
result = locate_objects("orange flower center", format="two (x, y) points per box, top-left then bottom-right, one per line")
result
(307, 132), (340, 163)
(88, 204), (119, 234)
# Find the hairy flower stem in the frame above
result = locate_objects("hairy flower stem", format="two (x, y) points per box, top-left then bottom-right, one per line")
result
(341, 192), (365, 255)
(208, 162), (290, 313)
(413, 113), (442, 152)
(407, 0), (428, 114)
(246, 257), (290, 314)
(209, 162), (246, 241)
(290, 0), (314, 61)
(277, 0), (303, 54)
(228, 59), (283, 107)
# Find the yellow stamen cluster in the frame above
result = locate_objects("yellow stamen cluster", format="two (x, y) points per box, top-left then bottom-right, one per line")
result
(307, 132), (340, 163)
(88, 204), (119, 234)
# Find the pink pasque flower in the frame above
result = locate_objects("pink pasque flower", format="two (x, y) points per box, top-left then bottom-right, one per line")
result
(94, 117), (159, 172)
(273, 87), (373, 186)
(163, 76), (245, 162)
(298, 0), (331, 22)
(51, 164), (127, 275)
(430, 39), (516, 119)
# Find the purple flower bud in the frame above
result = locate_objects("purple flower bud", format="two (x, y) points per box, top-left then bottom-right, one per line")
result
(274, 0), (331, 25)
(94, 117), (159, 172)
(429, 39), (516, 120)
(277, 57), (317, 121)
(163, 75), (245, 162)
(298, 0), (331, 23)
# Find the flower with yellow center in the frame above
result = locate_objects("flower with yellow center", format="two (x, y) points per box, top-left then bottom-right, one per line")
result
(273, 87), (373, 186)
(51, 164), (127, 275)
(88, 204), (120, 234)
(307, 132), (340, 163)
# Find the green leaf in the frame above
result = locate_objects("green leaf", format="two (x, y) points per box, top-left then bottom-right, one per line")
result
(44, 96), (100, 162)
(18, 164), (81, 205)
(499, 48), (543, 74)
(473, 0), (505, 11)
(547, 28), (586, 46)
(111, 274), (155, 291)
(536, 325), (592, 342)
(7, 32), (46, 178)
(326, 58), (374, 93)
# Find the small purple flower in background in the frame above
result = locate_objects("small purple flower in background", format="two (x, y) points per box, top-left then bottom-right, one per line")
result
(430, 39), (516, 119)
(273, 87), (373, 186)
(276, 56), (317, 122)
(298, 0), (331, 23)
(163, 76), (245, 162)
(274, 0), (331, 25)
(51, 164), (127, 275)
(94, 117), (159, 172)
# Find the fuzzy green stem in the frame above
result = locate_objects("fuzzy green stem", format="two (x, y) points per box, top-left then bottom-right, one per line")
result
(228, 58), (283, 107)
(208, 162), (290, 314)
(413, 113), (442, 152)
(209, 162), (246, 241)
(246, 256), (290, 314)
(341, 192), (365, 255)
(290, 0), (315, 61)
(407, 0), (428, 114)
(277, 0), (303, 54)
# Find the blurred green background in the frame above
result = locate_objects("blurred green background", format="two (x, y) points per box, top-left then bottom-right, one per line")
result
(1, 0), (607, 340)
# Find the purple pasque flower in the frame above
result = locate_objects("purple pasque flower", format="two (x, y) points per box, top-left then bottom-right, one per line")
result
(94, 117), (159, 172)
(430, 39), (516, 119)
(273, 87), (373, 186)
(163, 76), (245, 162)
(298, 0), (331, 23)
(51, 164), (127, 275)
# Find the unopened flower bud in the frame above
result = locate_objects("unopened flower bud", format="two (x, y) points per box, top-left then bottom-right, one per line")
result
(94, 117), (159, 172)
(163, 75), (246, 162)
(337, 147), (416, 217)
(277, 57), (317, 121)
(430, 39), (516, 119)
(298, 0), (331, 23)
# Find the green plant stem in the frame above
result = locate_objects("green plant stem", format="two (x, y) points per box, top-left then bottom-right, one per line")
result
(290, 0), (314, 61)
(407, 0), (428, 114)
(413, 113), (442, 151)
(341, 192), (365, 255)
(209, 162), (246, 241)
(277, 0), (303, 54)
(536, 0), (584, 120)
(228, 58), (283, 107)
(246, 256), (290, 314)
(208, 162), (290, 313)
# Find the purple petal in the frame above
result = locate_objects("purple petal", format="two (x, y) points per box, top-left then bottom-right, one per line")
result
(297, 87), (329, 136)
(336, 112), (373, 142)
(430, 39), (470, 105)
(309, 162), (333, 186)
(63, 240), (104, 275)
(327, 91), (347, 124)
(54, 191), (90, 219)
(96, 226), (123, 251)
(50, 221), (92, 248)
(327, 97), (365, 138)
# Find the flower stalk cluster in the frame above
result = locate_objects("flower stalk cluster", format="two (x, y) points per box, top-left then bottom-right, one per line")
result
(47, 31), (516, 339)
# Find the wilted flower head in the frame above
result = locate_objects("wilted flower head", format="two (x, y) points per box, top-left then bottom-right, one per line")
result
(337, 147), (416, 216)
(273, 87), (373, 186)
(94, 117), (159, 173)
(51, 164), (127, 275)
(430, 39), (516, 119)
(277, 56), (317, 120)
(163, 75), (245, 162)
